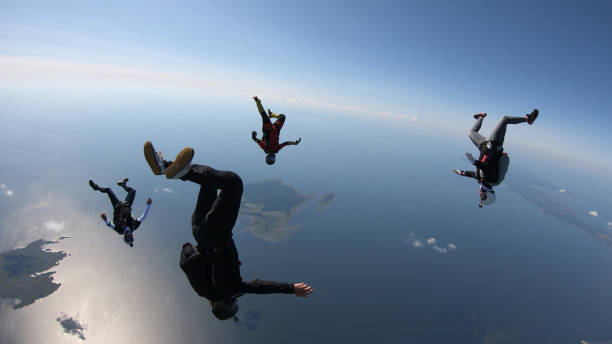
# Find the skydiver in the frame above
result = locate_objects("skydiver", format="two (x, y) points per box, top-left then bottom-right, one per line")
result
(251, 96), (301, 165)
(453, 109), (539, 207)
(143, 141), (314, 321)
(88, 178), (152, 247)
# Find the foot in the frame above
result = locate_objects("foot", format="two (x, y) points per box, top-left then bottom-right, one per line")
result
(144, 141), (165, 175)
(253, 96), (260, 102)
(527, 108), (539, 125)
(166, 147), (194, 179)
(117, 178), (129, 187)
(473, 112), (487, 119)
(89, 180), (99, 191)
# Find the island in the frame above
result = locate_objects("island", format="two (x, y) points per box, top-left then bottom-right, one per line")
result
(239, 179), (311, 241)
(0, 239), (67, 309)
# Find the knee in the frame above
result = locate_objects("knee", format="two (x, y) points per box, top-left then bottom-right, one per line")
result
(228, 172), (243, 193)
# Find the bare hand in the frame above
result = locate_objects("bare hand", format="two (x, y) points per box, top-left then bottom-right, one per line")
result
(293, 283), (313, 297)
(147, 198), (152, 205)
(101, 213), (107, 221)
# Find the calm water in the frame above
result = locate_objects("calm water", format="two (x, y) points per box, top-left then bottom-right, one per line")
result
(1, 95), (612, 343)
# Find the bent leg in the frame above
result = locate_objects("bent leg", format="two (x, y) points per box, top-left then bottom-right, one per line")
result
(123, 186), (136, 207)
(191, 185), (217, 243)
(255, 100), (271, 125)
(468, 117), (487, 149)
(99, 187), (120, 208)
(181, 164), (244, 245)
(488, 116), (527, 146)
(273, 114), (286, 129)
(204, 171), (243, 244)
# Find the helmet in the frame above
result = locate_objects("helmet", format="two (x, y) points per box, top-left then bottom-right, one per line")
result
(212, 297), (239, 320)
(123, 229), (134, 247)
(265, 154), (276, 165)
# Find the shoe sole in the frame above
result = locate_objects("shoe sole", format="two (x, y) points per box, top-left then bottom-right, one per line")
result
(144, 141), (162, 175)
(528, 112), (539, 125)
(166, 147), (194, 179)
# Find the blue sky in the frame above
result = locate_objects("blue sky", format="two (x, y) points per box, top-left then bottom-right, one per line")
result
(1, 0), (610, 170)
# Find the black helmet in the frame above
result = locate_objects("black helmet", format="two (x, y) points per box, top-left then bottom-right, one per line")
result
(265, 154), (276, 165)
(212, 298), (239, 320)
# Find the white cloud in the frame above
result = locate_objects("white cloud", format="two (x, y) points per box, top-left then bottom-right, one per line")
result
(0, 184), (5, 189)
(3, 190), (13, 197)
(608, 222), (612, 228)
(589, 210), (599, 217)
(432, 245), (448, 254)
(162, 187), (174, 193)
(559, 189), (567, 193)
(44, 220), (65, 232)
(407, 231), (457, 254)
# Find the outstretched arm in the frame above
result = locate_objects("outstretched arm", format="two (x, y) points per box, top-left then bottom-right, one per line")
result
(101, 213), (115, 229)
(137, 198), (152, 223)
(252, 131), (266, 150)
(277, 138), (301, 151)
(460, 170), (480, 180)
(239, 280), (313, 297)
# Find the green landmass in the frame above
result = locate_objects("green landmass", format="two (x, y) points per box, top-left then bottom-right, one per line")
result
(240, 179), (310, 241)
(0, 239), (67, 309)
(242, 179), (308, 212)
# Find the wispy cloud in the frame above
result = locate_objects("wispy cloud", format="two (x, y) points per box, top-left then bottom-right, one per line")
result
(559, 189), (567, 193)
(589, 210), (599, 217)
(395, 114), (421, 121)
(44, 220), (65, 233)
(406, 231), (458, 254)
(0, 55), (424, 123)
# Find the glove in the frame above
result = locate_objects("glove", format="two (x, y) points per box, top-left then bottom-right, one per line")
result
(147, 198), (152, 205)
(251, 131), (257, 139)
(465, 152), (476, 164)
(101, 213), (107, 221)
